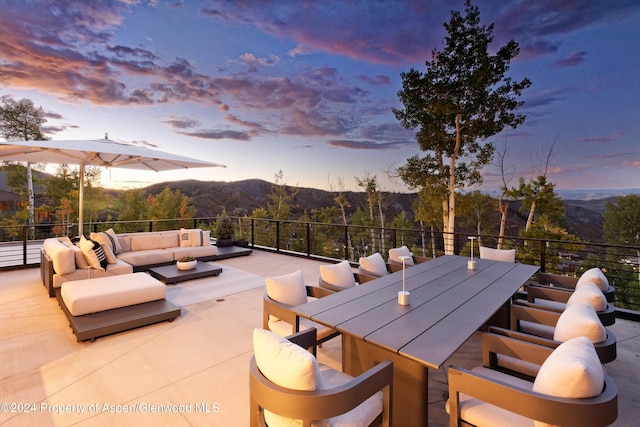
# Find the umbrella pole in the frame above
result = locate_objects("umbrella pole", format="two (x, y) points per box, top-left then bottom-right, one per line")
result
(78, 163), (85, 236)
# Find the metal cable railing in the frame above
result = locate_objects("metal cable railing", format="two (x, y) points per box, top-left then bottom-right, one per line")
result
(2, 217), (639, 310)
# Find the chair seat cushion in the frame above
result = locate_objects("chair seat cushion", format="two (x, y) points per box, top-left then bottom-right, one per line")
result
(446, 366), (535, 427)
(319, 260), (356, 289)
(60, 273), (166, 316)
(553, 302), (606, 343)
(388, 246), (414, 265)
(359, 253), (387, 277)
(318, 364), (383, 427)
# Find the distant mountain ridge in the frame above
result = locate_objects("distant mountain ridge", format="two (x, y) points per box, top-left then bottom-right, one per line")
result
(146, 179), (619, 242)
(1, 172), (633, 242)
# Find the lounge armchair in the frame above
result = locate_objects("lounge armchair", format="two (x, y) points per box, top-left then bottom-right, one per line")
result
(387, 246), (431, 272)
(523, 281), (615, 326)
(532, 267), (615, 302)
(357, 252), (392, 278)
(447, 333), (618, 427)
(479, 246), (516, 263)
(508, 302), (617, 363)
(318, 260), (377, 292)
(263, 270), (339, 351)
(250, 328), (393, 427)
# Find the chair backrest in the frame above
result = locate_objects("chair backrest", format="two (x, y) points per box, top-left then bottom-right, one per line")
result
(388, 246), (414, 266)
(359, 252), (388, 277)
(479, 246), (516, 262)
(319, 260), (357, 290)
(250, 328), (392, 427)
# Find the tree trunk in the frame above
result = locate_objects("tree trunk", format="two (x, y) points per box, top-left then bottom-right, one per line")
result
(498, 197), (509, 249)
(27, 162), (35, 240)
(526, 199), (536, 232)
(378, 197), (385, 255)
(444, 114), (462, 255)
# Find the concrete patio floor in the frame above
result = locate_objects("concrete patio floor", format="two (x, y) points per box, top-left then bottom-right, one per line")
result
(1, 250), (639, 426)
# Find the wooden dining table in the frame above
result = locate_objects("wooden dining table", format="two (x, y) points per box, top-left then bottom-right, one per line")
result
(293, 254), (540, 426)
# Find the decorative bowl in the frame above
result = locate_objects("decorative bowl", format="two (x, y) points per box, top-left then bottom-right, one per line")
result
(177, 260), (197, 271)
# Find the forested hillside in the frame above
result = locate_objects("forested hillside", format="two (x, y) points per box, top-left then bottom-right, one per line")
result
(144, 179), (610, 242)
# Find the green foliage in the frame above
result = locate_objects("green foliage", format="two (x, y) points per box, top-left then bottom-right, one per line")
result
(266, 169), (297, 220)
(146, 187), (195, 222)
(215, 209), (235, 240)
(0, 97), (47, 141)
(393, 0), (530, 252)
(603, 195), (640, 246)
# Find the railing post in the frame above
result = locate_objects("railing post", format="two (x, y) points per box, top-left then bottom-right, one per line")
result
(276, 220), (280, 252)
(344, 225), (349, 260)
(539, 240), (546, 273)
(306, 222), (311, 257)
(251, 218), (255, 247)
(22, 225), (28, 265)
(149, 221), (153, 232)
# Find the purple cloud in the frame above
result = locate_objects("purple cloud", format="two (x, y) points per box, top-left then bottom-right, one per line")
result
(555, 51), (587, 68)
(326, 139), (412, 150)
(577, 131), (626, 143)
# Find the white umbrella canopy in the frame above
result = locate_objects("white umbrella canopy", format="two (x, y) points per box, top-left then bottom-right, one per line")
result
(0, 138), (226, 235)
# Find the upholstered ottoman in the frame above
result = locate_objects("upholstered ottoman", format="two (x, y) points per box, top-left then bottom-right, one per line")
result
(57, 273), (181, 342)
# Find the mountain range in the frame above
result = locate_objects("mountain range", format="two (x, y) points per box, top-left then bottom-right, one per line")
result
(1, 171), (631, 243)
(144, 179), (618, 243)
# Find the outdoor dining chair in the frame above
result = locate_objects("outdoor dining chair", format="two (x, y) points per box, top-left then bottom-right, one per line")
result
(447, 332), (618, 427)
(249, 328), (393, 427)
(357, 252), (392, 278)
(263, 270), (340, 352)
(531, 267), (615, 302)
(387, 246), (431, 272)
(506, 302), (617, 364)
(318, 260), (377, 292)
(522, 280), (615, 326)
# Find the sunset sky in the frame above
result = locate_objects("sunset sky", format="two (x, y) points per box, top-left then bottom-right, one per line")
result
(1, 1), (638, 196)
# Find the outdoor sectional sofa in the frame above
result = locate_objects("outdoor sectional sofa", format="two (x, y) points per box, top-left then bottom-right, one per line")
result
(39, 228), (220, 342)
(41, 228), (218, 297)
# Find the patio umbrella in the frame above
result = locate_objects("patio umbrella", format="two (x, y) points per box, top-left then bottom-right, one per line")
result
(0, 138), (225, 235)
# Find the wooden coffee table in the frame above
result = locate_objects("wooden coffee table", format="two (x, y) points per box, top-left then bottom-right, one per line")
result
(148, 262), (223, 285)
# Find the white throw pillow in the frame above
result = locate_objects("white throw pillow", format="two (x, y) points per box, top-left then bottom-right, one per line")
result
(180, 228), (211, 247)
(388, 246), (414, 266)
(532, 336), (604, 427)
(319, 260), (357, 289)
(79, 236), (107, 271)
(553, 302), (606, 344)
(566, 282), (607, 311)
(359, 253), (388, 276)
(577, 267), (609, 291)
(90, 229), (123, 254)
(265, 270), (308, 307)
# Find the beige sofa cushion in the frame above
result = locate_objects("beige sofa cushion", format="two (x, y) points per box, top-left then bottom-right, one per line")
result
(116, 249), (174, 267)
(60, 273), (166, 316)
(43, 238), (76, 275)
(90, 229), (123, 254)
(130, 233), (179, 251)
